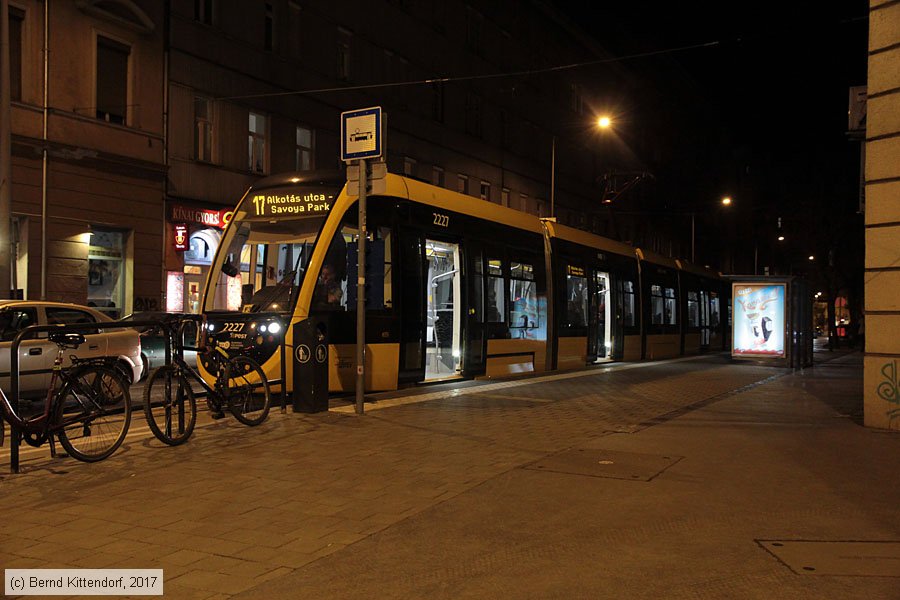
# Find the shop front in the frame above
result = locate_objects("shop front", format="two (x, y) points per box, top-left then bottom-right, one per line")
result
(165, 202), (233, 313)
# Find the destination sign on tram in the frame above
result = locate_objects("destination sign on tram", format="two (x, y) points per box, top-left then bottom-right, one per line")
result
(248, 191), (337, 219)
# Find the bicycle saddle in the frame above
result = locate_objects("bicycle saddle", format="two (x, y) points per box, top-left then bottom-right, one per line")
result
(48, 332), (86, 347)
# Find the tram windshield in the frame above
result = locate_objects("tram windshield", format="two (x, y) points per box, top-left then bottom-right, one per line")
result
(204, 185), (340, 313)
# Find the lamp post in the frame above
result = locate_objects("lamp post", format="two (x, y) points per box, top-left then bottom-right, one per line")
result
(550, 116), (612, 219)
(691, 196), (732, 263)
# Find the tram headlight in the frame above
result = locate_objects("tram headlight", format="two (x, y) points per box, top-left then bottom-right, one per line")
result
(268, 321), (282, 335)
(206, 323), (215, 332)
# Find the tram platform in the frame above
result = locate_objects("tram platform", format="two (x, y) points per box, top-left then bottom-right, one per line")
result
(1, 346), (897, 599)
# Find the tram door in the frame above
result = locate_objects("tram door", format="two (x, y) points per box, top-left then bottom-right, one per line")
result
(588, 271), (613, 362)
(425, 239), (462, 380)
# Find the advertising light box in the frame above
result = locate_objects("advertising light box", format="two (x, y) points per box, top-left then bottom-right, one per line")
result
(732, 283), (786, 358)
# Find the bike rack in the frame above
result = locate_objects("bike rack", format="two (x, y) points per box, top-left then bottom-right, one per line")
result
(6, 319), (172, 474)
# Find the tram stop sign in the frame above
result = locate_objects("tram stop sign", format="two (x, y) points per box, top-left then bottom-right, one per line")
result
(341, 107), (383, 161)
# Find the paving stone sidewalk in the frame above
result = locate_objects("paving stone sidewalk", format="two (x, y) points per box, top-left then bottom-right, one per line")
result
(2, 351), (896, 599)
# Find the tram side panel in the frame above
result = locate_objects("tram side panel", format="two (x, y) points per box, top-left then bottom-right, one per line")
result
(640, 258), (682, 360)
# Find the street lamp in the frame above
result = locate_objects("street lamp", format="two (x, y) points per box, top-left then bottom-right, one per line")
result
(550, 116), (613, 218)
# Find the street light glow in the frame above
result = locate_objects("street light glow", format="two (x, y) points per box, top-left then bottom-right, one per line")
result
(778, 235), (785, 241)
(808, 255), (815, 261)
(597, 116), (612, 129)
(721, 197), (732, 206)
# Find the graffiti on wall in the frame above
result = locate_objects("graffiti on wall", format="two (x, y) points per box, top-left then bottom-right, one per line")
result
(877, 360), (899, 425)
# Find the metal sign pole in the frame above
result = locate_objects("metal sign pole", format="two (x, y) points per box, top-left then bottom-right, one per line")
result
(356, 159), (367, 415)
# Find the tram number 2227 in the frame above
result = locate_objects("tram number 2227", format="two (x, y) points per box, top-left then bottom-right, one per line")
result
(433, 213), (449, 227)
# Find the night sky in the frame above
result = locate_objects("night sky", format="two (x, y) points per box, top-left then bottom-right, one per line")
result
(548, 2), (870, 278)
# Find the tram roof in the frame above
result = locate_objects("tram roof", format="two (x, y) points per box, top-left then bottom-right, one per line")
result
(388, 175), (546, 235)
(542, 220), (637, 259)
(635, 248), (680, 270)
(675, 259), (723, 279)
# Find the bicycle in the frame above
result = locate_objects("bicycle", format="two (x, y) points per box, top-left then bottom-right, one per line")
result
(0, 332), (132, 463)
(143, 319), (272, 445)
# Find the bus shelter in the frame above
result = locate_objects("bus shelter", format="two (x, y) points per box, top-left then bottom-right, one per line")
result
(729, 277), (813, 369)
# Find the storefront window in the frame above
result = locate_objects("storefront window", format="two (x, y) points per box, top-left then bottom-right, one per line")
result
(87, 229), (125, 318)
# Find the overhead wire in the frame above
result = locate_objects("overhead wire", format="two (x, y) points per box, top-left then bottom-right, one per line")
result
(217, 40), (721, 101)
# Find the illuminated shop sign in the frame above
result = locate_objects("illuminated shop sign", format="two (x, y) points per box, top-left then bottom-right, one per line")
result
(732, 283), (786, 358)
(566, 265), (585, 277)
(248, 190), (336, 219)
(173, 223), (189, 251)
(170, 204), (233, 229)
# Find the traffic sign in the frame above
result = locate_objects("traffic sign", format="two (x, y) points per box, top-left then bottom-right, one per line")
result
(341, 107), (382, 161)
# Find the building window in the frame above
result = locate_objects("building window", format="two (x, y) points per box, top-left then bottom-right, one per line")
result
(465, 93), (482, 137)
(8, 7), (23, 101)
(96, 36), (130, 124)
(194, 96), (213, 162)
(519, 193), (529, 213)
(501, 188), (510, 207)
(88, 229), (126, 319)
(480, 181), (491, 202)
(337, 30), (351, 80)
(288, 1), (302, 58)
(249, 111), (267, 174)
(432, 166), (444, 187)
(465, 6), (483, 56)
(194, 0), (214, 25)
(403, 157), (417, 178)
(264, 2), (275, 51)
(431, 82), (444, 123)
(457, 174), (468, 195)
(295, 124), (314, 171)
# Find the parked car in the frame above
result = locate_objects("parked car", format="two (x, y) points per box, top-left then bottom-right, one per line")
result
(0, 301), (143, 397)
(117, 312), (199, 378)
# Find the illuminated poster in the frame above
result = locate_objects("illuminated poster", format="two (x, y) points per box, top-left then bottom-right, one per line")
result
(732, 283), (786, 358)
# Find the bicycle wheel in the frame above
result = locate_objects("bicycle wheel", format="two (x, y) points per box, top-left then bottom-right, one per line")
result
(225, 355), (271, 426)
(55, 365), (132, 462)
(144, 365), (197, 446)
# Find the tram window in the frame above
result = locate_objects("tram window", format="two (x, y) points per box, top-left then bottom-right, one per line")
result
(651, 285), (664, 325)
(710, 293), (720, 328)
(510, 262), (538, 338)
(622, 281), (636, 327)
(566, 272), (588, 328)
(314, 225), (392, 311)
(487, 258), (505, 322)
(688, 291), (699, 327)
(664, 287), (677, 325)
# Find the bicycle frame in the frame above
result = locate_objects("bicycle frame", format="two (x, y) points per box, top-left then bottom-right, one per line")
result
(0, 345), (116, 447)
